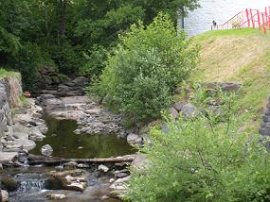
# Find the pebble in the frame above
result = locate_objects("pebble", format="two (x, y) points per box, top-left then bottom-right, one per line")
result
(47, 193), (66, 200)
(1, 190), (9, 202)
(98, 164), (109, 172)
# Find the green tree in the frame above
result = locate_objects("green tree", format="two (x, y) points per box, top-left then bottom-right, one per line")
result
(92, 14), (198, 124)
(75, 0), (199, 78)
(132, 0), (200, 24)
(75, 0), (200, 47)
(0, 0), (29, 58)
(0, 0), (200, 89)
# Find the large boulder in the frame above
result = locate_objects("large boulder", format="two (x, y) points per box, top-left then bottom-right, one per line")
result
(1, 175), (19, 191)
(127, 133), (143, 147)
(203, 82), (241, 92)
(58, 84), (71, 96)
(0, 152), (17, 163)
(130, 154), (149, 172)
(113, 169), (129, 179)
(98, 164), (109, 173)
(1, 190), (8, 202)
(28, 130), (46, 142)
(110, 176), (130, 198)
(15, 138), (36, 151)
(72, 76), (88, 86)
(173, 102), (184, 112)
(169, 107), (179, 119)
(47, 193), (66, 200)
(181, 103), (197, 118)
(57, 77), (89, 97)
(41, 98), (65, 112)
(110, 176), (130, 190)
(41, 144), (53, 157)
(36, 94), (55, 103)
(2, 134), (36, 152)
(45, 170), (88, 192)
(219, 82), (241, 92)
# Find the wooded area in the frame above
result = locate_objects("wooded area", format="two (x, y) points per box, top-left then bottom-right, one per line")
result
(0, 0), (199, 90)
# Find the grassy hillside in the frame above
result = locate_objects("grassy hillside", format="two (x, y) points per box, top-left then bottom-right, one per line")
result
(191, 28), (270, 133)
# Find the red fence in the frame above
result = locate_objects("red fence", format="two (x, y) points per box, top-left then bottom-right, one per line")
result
(217, 6), (270, 33)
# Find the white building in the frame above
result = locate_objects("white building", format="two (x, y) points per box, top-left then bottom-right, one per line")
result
(181, 0), (270, 36)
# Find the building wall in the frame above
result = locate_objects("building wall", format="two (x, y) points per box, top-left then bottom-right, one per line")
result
(181, 0), (270, 36)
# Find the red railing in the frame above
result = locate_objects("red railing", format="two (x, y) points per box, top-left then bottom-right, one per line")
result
(216, 6), (270, 33)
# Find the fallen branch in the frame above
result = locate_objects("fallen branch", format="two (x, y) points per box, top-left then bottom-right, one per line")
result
(27, 154), (136, 166)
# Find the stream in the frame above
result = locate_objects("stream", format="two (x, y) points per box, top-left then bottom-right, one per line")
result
(5, 166), (122, 202)
(31, 116), (135, 158)
(5, 116), (136, 202)
(6, 166), (122, 202)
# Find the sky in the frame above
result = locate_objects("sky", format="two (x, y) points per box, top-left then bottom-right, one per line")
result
(182, 0), (270, 36)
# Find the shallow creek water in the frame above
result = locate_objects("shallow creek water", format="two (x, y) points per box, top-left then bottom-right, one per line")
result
(31, 116), (135, 158)
(6, 167), (121, 202)
(7, 116), (135, 201)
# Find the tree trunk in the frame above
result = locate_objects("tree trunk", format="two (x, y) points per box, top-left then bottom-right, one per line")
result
(57, 0), (67, 43)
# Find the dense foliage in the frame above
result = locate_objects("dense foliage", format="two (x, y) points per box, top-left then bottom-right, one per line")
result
(92, 14), (198, 124)
(0, 0), (199, 89)
(127, 91), (270, 202)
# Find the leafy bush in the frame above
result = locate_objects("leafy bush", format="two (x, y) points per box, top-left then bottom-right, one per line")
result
(126, 93), (270, 202)
(92, 13), (198, 124)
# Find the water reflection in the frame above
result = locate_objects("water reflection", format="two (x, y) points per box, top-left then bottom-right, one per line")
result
(31, 116), (135, 158)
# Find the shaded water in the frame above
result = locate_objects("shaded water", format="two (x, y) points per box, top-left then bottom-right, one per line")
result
(31, 116), (135, 158)
(7, 167), (51, 202)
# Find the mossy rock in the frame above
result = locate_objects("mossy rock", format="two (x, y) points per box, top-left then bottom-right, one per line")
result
(1, 174), (19, 191)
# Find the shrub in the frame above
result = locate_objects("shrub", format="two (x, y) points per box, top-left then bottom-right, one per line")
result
(126, 93), (270, 202)
(92, 13), (198, 124)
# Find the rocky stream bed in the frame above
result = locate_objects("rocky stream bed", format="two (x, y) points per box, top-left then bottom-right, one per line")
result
(0, 76), (146, 202)
(0, 75), (244, 202)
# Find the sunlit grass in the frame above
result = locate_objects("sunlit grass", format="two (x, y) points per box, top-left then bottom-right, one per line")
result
(0, 68), (20, 79)
(189, 28), (270, 133)
(193, 28), (262, 42)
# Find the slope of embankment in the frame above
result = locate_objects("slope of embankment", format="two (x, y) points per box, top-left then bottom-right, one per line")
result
(0, 69), (22, 142)
(191, 28), (270, 133)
